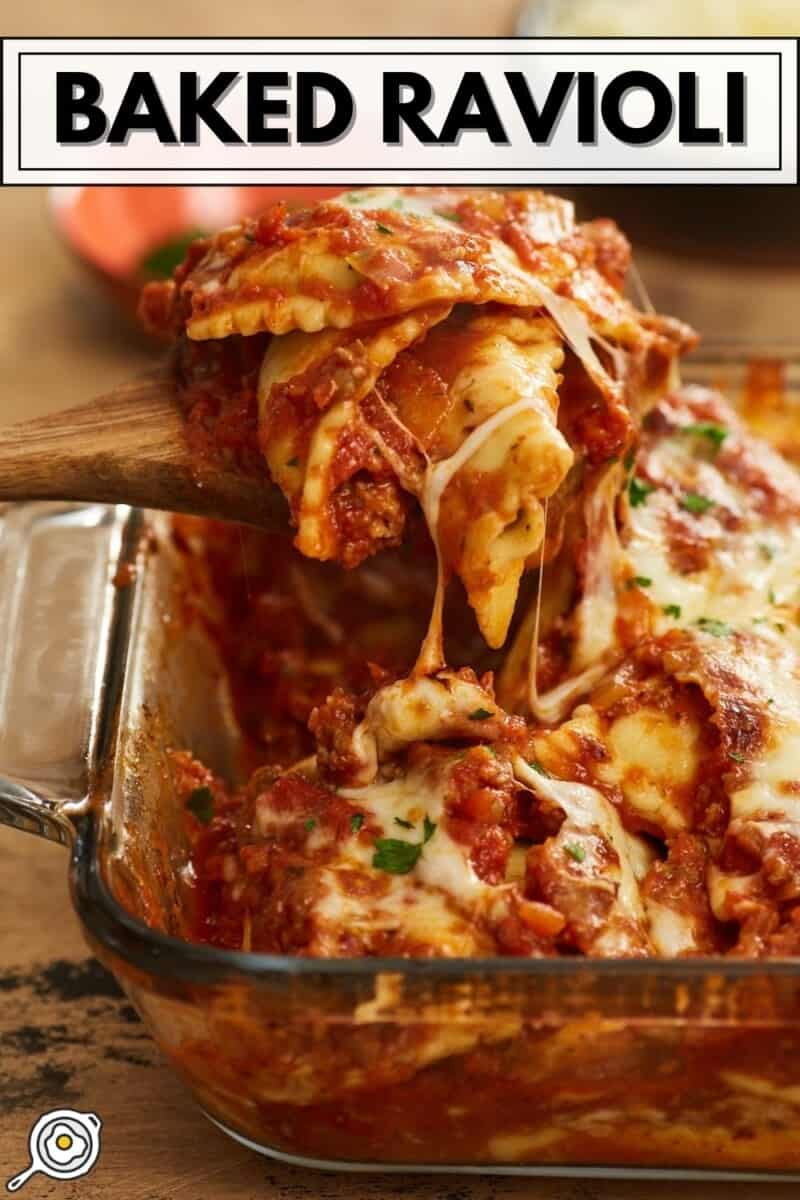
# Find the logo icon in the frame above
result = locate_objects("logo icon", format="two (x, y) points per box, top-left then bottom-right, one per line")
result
(6, 1109), (102, 1192)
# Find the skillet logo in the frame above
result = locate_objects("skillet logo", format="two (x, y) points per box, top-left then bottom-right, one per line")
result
(5, 1109), (103, 1192)
(1, 37), (797, 183)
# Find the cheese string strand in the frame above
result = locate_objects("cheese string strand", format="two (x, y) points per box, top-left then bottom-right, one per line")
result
(628, 257), (655, 315)
(527, 463), (627, 723)
(415, 395), (552, 676)
(527, 496), (549, 713)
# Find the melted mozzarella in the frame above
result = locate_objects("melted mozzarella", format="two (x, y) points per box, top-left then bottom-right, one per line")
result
(600, 707), (701, 835)
(528, 465), (625, 723)
(410, 314), (570, 663)
(626, 403), (800, 642)
(629, 490), (800, 639)
(572, 464), (627, 670)
(668, 630), (800, 824)
(524, 273), (623, 397)
(341, 771), (491, 906)
(362, 672), (499, 762)
(312, 752), (515, 954)
(645, 900), (698, 956)
(515, 757), (653, 955)
(314, 866), (487, 957)
(344, 671), (500, 786)
(423, 397), (551, 546)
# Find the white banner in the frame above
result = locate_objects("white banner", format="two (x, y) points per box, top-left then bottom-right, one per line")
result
(2, 37), (796, 184)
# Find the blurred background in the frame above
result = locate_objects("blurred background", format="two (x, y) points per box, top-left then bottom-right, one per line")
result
(0, 0), (798, 430)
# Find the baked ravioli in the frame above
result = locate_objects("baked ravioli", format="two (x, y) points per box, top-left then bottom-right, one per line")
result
(143, 188), (800, 964)
(143, 187), (692, 653)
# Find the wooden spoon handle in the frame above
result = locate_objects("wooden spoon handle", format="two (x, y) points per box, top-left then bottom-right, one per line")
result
(0, 368), (286, 528)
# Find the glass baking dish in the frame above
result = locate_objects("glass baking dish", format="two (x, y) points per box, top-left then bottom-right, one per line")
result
(3, 347), (800, 1182)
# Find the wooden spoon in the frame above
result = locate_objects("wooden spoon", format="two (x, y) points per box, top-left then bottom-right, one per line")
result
(0, 367), (288, 528)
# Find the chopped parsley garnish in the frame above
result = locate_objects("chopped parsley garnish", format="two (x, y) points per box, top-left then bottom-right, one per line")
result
(663, 604), (682, 618)
(769, 588), (777, 605)
(681, 492), (715, 515)
(286, 456), (299, 467)
(141, 229), (207, 279)
(624, 449), (636, 471)
(186, 786), (214, 825)
(304, 818), (317, 832)
(372, 839), (423, 874)
(376, 222), (394, 234)
(372, 815), (437, 875)
(391, 196), (405, 210)
(528, 759), (551, 778)
(564, 843), (587, 864)
(626, 575), (652, 590)
(350, 812), (364, 834)
(682, 422), (729, 451)
(728, 751), (745, 764)
(759, 543), (775, 562)
(437, 210), (462, 222)
(629, 477), (655, 507)
(469, 707), (493, 721)
(696, 617), (732, 637)
(346, 191), (363, 202)
(394, 817), (414, 829)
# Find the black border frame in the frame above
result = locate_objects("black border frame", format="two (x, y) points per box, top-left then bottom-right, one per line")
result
(3, 38), (793, 181)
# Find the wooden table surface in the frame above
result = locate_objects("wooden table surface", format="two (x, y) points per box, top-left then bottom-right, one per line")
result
(1, 1), (799, 1194)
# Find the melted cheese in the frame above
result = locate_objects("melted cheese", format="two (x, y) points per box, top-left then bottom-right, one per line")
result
(339, 770), (492, 906)
(618, 389), (800, 656)
(523, 273), (623, 397)
(528, 464), (625, 722)
(262, 380), (800, 958)
(667, 629), (800, 824)
(549, 702), (701, 838)
(419, 393), (568, 660)
(728, 661), (800, 823)
(346, 669), (503, 785)
(601, 707), (701, 834)
(403, 311), (571, 661)
(178, 188), (684, 678)
(645, 900), (699, 956)
(314, 867), (488, 958)
(515, 757), (653, 955)
(361, 672), (500, 763)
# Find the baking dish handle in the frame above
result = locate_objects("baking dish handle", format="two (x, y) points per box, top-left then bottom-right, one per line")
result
(0, 502), (140, 845)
